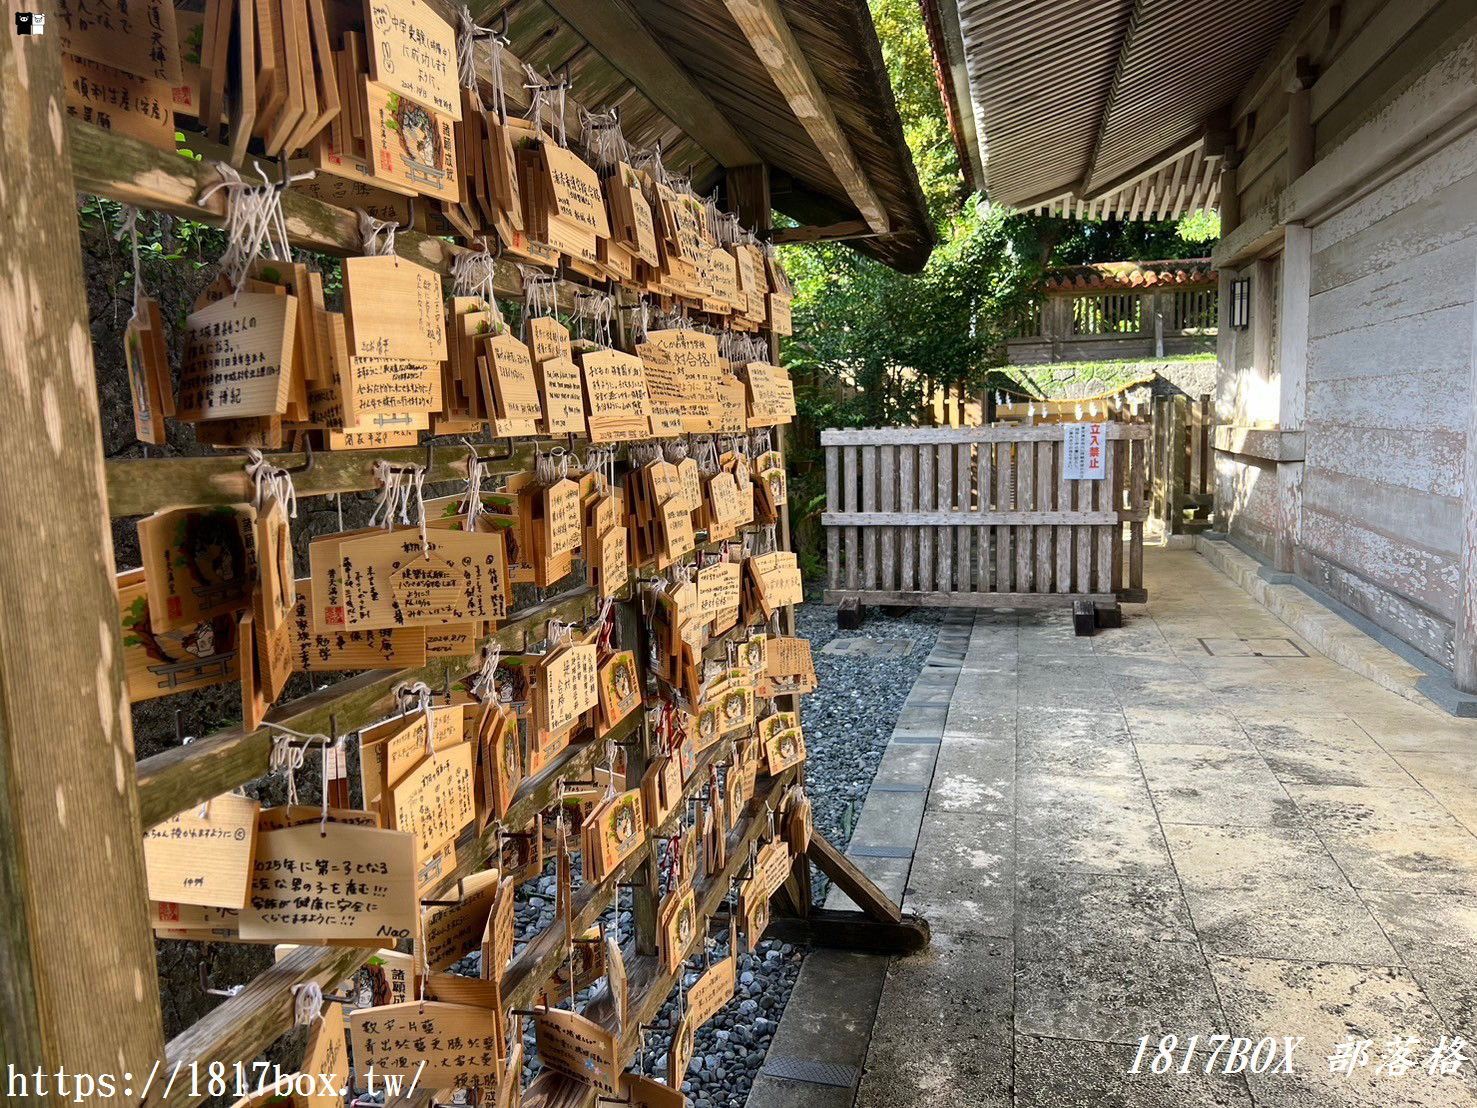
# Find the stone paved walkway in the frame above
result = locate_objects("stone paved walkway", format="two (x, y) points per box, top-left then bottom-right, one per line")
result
(856, 548), (1477, 1108)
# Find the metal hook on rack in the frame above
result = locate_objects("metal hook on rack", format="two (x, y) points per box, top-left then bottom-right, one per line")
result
(284, 436), (314, 474)
(481, 425), (517, 460)
(198, 963), (243, 999)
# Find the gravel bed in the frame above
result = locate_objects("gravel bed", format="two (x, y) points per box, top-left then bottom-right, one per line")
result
(442, 590), (942, 1107)
(796, 591), (942, 898)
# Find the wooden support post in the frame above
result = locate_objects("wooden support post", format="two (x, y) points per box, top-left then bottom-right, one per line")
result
(1151, 395), (1169, 525)
(621, 600), (662, 958)
(729, 158), (813, 915)
(1285, 58), (1317, 181)
(1275, 223), (1310, 574)
(726, 163), (771, 235)
(1219, 154), (1241, 236)
(0, 28), (166, 1087)
(806, 832), (903, 925)
(1169, 394), (1189, 533)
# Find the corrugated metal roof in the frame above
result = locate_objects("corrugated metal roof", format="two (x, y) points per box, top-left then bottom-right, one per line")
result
(932, 0), (1302, 219)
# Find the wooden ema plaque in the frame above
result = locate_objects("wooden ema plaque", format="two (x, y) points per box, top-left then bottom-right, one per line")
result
(342, 255), (447, 361)
(360, 705), (465, 810)
(533, 1006), (621, 1095)
(541, 143), (611, 239)
(688, 950), (736, 1027)
(143, 792), (260, 908)
(64, 52), (176, 148)
(579, 348), (652, 443)
(239, 822), (417, 942)
(118, 568), (242, 703)
(597, 650), (640, 731)
(536, 356), (586, 435)
(137, 504), (257, 632)
(481, 331), (543, 436)
(419, 868), (500, 972)
(389, 740), (475, 864)
(581, 787), (644, 882)
(350, 1002), (502, 1095)
(478, 702), (521, 826)
(765, 726), (807, 775)
(480, 873), (517, 982)
(123, 296), (173, 445)
(364, 0), (460, 119)
(288, 581), (427, 670)
(538, 642), (598, 735)
(176, 293), (297, 420)
(641, 329), (723, 433)
(764, 635), (818, 695)
(55, 0), (183, 84)
(335, 528), (509, 630)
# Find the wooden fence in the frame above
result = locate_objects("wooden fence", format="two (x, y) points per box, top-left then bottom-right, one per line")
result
(821, 424), (1149, 609)
(919, 390), (1214, 537)
(1150, 393), (1214, 534)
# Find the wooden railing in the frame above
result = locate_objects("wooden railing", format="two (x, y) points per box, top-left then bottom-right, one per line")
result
(820, 424), (1149, 609)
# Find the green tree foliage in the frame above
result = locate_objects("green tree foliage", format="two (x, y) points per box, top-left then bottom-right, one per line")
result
(778, 0), (1220, 563)
(783, 0), (1219, 433)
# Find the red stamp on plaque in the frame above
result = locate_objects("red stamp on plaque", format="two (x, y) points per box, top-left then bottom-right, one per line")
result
(326, 606), (346, 626)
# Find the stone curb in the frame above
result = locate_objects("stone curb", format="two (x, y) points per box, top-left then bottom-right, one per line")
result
(1195, 534), (1443, 711)
(746, 613), (973, 1108)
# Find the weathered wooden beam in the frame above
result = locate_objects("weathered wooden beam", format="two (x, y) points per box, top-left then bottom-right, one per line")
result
(155, 945), (366, 1108)
(0, 26), (166, 1086)
(68, 121), (517, 286)
(806, 831), (902, 924)
(107, 441), (536, 517)
(540, 0), (759, 167)
(822, 589), (1122, 609)
(719, 0), (890, 234)
(136, 587), (601, 827)
(764, 909), (930, 955)
(769, 219), (877, 245)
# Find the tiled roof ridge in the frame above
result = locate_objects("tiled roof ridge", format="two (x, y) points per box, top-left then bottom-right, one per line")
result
(1041, 258), (1216, 290)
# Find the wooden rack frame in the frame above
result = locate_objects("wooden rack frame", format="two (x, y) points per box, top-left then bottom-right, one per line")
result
(0, 26), (921, 1108)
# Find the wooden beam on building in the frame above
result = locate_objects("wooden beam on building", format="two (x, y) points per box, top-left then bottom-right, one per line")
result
(721, 0), (891, 234)
(0, 26), (165, 1088)
(540, 0), (761, 167)
(770, 219), (879, 245)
